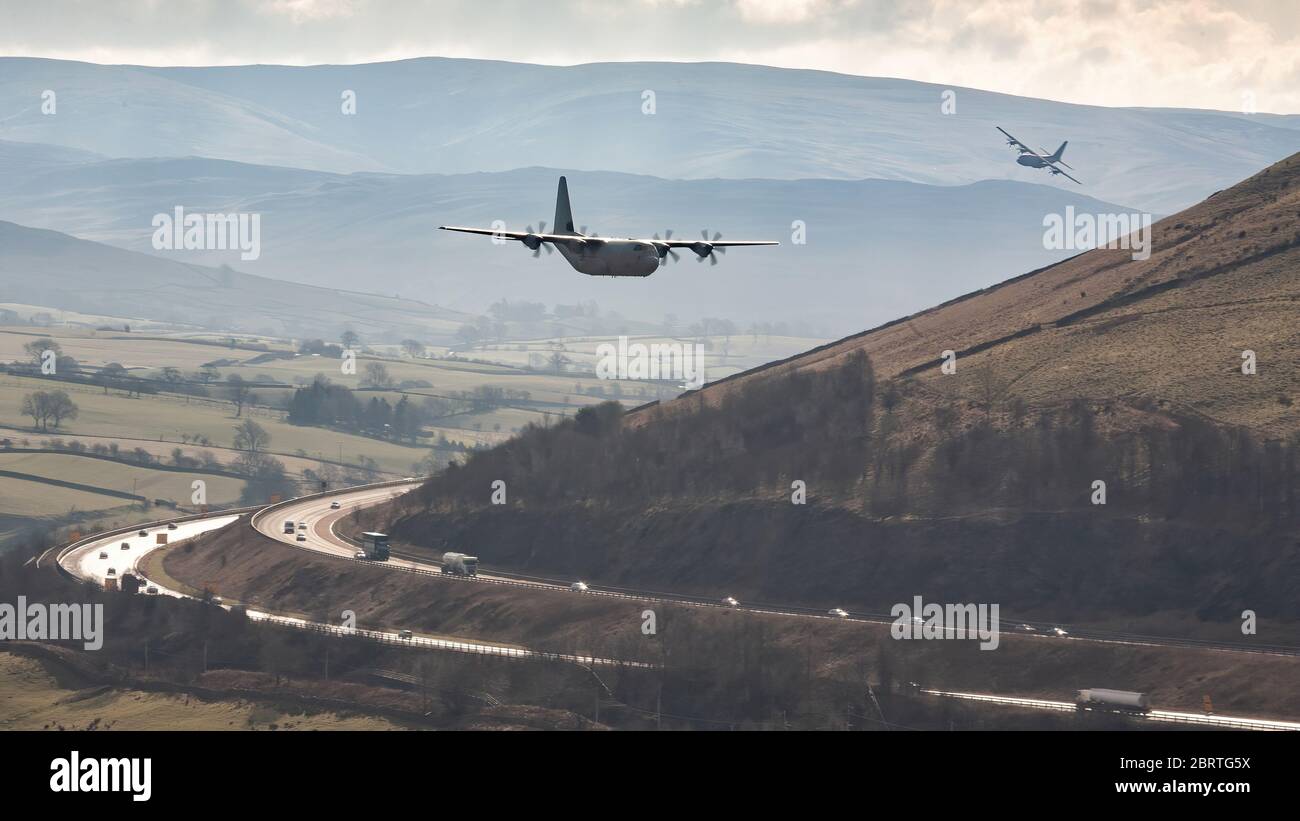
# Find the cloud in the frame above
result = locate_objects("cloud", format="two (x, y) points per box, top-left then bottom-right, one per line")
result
(0, 0), (1296, 112)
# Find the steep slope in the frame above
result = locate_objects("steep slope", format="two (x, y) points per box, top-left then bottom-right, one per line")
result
(373, 154), (1300, 629)
(673, 153), (1300, 435)
(3, 57), (1299, 212)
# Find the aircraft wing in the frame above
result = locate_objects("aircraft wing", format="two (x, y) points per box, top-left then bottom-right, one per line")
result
(1046, 163), (1082, 185)
(658, 239), (780, 248)
(439, 226), (587, 244)
(996, 126), (1032, 153)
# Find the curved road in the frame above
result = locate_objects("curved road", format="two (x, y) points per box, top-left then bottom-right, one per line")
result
(256, 485), (1300, 662)
(48, 482), (1300, 729)
(54, 482), (639, 668)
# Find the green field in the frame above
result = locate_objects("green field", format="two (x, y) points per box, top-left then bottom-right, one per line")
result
(0, 374), (427, 476)
(0, 323), (826, 533)
(0, 452), (245, 508)
(0, 474), (131, 517)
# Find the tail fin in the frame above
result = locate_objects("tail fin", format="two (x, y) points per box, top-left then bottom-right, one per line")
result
(1050, 141), (1068, 162)
(554, 176), (576, 235)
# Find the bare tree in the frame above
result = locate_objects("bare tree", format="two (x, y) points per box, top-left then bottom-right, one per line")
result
(361, 361), (394, 389)
(401, 338), (426, 358)
(23, 337), (61, 367)
(232, 419), (270, 454)
(548, 350), (569, 375)
(46, 391), (78, 429)
(20, 390), (77, 431)
(225, 374), (254, 417)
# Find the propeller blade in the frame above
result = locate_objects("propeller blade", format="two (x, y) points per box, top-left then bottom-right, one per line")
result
(710, 253), (718, 266)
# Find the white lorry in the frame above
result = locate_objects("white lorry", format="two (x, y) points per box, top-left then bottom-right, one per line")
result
(1075, 689), (1151, 713)
(441, 552), (479, 576)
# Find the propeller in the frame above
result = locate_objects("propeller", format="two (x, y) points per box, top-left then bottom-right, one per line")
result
(579, 225), (596, 237)
(653, 230), (680, 266)
(692, 230), (725, 265)
(524, 221), (553, 256)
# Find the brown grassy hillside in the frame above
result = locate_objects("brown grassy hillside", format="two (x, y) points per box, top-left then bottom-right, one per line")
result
(663, 152), (1300, 435)
(374, 154), (1300, 633)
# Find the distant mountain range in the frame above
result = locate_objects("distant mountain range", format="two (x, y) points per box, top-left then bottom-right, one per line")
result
(0, 148), (1140, 334)
(3, 56), (1298, 214)
(0, 220), (473, 341)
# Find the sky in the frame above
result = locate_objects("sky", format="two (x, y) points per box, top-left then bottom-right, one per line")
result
(1, 0), (1298, 113)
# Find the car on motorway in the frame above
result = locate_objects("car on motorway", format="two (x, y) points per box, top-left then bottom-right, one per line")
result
(137, 529), (148, 537)
(721, 596), (739, 607)
(1052, 626), (1069, 637)
(121, 542), (130, 550)
(296, 533), (307, 542)
(1015, 623), (1038, 633)
(398, 630), (413, 640)
(106, 567), (116, 576)
(98, 551), (108, 559)
(298, 522), (307, 530)
(570, 581), (589, 592)
(828, 608), (849, 618)
(145, 586), (159, 595)
(167, 522), (178, 530)
(354, 551), (366, 560)
(211, 596), (223, 605)
(330, 501), (341, 510)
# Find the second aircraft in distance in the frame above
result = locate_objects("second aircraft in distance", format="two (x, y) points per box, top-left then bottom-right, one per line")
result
(996, 126), (1081, 185)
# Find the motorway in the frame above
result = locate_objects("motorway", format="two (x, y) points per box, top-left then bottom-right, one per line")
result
(45, 481), (1300, 728)
(53, 483), (642, 668)
(920, 689), (1300, 732)
(253, 484), (1300, 662)
(70, 514), (239, 594)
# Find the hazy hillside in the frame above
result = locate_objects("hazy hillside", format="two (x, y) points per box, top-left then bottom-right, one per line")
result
(3, 57), (1299, 213)
(368, 153), (1300, 627)
(0, 153), (1139, 334)
(0, 221), (474, 341)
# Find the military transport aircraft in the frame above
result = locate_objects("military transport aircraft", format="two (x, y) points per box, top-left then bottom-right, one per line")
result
(439, 176), (779, 277)
(996, 126), (1081, 184)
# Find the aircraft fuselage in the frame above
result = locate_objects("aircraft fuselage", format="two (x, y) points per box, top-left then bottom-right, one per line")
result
(555, 238), (661, 277)
(1016, 154), (1049, 168)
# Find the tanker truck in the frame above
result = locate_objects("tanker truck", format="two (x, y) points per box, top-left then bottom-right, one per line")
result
(441, 552), (479, 576)
(1075, 689), (1151, 713)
